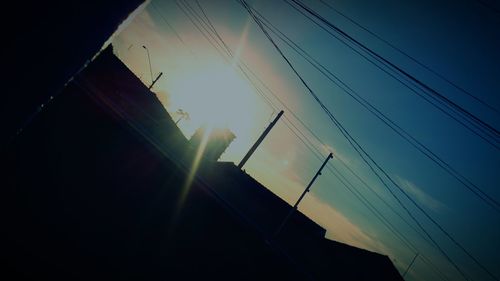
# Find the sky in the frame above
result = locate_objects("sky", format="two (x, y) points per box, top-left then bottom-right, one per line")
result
(111, 0), (500, 280)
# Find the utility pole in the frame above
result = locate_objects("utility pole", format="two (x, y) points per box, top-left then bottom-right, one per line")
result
(403, 252), (419, 278)
(238, 110), (284, 169)
(148, 72), (163, 90)
(274, 152), (333, 237)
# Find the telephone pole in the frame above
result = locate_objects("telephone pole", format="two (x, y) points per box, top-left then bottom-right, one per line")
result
(274, 152), (333, 237)
(238, 110), (284, 169)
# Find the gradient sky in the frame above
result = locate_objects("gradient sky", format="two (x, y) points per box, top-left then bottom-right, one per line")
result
(112, 0), (500, 280)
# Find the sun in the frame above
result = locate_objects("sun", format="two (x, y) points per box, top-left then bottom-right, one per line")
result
(167, 60), (262, 157)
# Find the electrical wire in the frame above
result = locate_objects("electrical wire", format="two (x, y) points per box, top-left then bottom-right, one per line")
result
(317, 0), (499, 114)
(284, 0), (500, 150)
(239, 1), (499, 279)
(248, 6), (500, 213)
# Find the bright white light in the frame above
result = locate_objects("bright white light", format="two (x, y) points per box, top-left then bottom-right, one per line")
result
(169, 60), (260, 155)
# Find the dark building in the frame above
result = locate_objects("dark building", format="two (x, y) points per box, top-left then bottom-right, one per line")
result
(1, 45), (403, 281)
(202, 161), (404, 281)
(189, 127), (236, 161)
(2, 0), (145, 148)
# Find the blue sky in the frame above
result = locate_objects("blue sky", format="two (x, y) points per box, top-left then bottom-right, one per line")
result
(112, 0), (500, 280)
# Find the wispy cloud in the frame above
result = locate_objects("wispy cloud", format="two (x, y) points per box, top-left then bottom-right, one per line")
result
(396, 176), (448, 213)
(300, 195), (392, 256)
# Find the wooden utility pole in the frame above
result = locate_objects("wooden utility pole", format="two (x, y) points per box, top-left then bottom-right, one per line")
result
(238, 110), (284, 169)
(274, 152), (333, 237)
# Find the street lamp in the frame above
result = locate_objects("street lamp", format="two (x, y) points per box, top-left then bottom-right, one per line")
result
(142, 45), (153, 86)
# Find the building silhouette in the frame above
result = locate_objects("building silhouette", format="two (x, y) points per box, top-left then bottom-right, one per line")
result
(189, 127), (236, 161)
(1, 45), (403, 281)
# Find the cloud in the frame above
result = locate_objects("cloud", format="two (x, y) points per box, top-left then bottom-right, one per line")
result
(299, 195), (392, 256)
(396, 176), (448, 213)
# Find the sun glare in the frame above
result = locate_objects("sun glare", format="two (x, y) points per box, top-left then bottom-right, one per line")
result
(168, 61), (261, 155)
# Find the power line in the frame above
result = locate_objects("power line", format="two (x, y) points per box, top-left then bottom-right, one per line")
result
(194, 0), (233, 56)
(152, 0), (276, 117)
(285, 0), (500, 149)
(284, 0), (500, 150)
(156, 1), (496, 278)
(184, 0), (425, 252)
(281, 112), (455, 281)
(150, 2), (193, 54)
(181, 0), (233, 57)
(191, 0), (274, 109)
(249, 6), (500, 213)
(281, 115), (450, 281)
(289, 0), (500, 139)
(174, 0), (275, 113)
(239, 1), (499, 279)
(269, 10), (500, 278)
(238, 2), (470, 280)
(178, 0), (280, 115)
(272, 66), (451, 279)
(163, 3), (428, 277)
(317, 0), (499, 114)
(233, 27), (444, 253)
(228, 3), (444, 253)
(73, 75), (319, 281)
(175, 0), (231, 60)
(160, 2), (456, 279)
